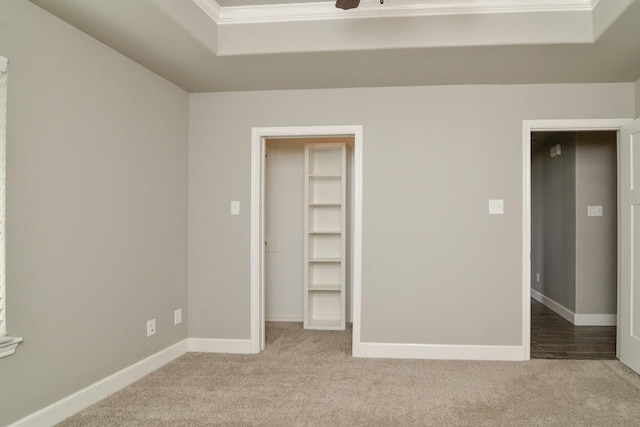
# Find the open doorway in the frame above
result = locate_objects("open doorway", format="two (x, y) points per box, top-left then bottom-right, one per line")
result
(249, 125), (364, 355)
(263, 137), (354, 349)
(530, 130), (617, 359)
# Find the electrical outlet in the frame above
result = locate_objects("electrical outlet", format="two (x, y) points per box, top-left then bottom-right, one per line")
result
(147, 319), (156, 337)
(536, 272), (540, 282)
(174, 309), (182, 325)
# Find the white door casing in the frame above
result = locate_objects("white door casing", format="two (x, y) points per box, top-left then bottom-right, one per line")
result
(260, 138), (266, 351)
(523, 119), (632, 363)
(619, 118), (640, 374)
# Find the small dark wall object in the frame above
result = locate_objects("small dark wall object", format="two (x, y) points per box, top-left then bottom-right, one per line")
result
(336, 0), (361, 10)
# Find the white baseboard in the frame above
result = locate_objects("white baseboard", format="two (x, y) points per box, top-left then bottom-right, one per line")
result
(355, 342), (526, 361)
(11, 338), (253, 426)
(265, 315), (354, 323)
(265, 315), (303, 322)
(531, 289), (616, 326)
(530, 288), (575, 323)
(10, 340), (188, 427)
(187, 338), (253, 354)
(574, 314), (617, 326)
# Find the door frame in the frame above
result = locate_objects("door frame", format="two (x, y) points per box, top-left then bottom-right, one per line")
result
(522, 118), (632, 359)
(250, 125), (364, 355)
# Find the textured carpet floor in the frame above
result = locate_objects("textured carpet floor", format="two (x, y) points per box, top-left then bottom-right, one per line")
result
(58, 322), (640, 426)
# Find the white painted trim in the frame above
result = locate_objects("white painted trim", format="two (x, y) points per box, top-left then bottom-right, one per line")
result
(250, 125), (363, 358)
(523, 118), (632, 359)
(9, 340), (188, 427)
(200, 0), (594, 25)
(522, 123), (532, 361)
(265, 315), (304, 322)
(0, 65), (6, 338)
(0, 56), (7, 73)
(260, 138), (266, 352)
(187, 338), (253, 354)
(531, 288), (575, 324)
(574, 313), (617, 326)
(531, 289), (617, 326)
(357, 342), (526, 361)
(250, 130), (263, 355)
(351, 128), (364, 357)
(523, 119), (631, 132)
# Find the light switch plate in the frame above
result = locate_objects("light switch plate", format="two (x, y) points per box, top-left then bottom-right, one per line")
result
(231, 201), (240, 215)
(587, 205), (603, 217)
(489, 199), (504, 215)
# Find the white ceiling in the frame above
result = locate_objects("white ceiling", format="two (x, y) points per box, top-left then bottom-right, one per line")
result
(26, 0), (640, 92)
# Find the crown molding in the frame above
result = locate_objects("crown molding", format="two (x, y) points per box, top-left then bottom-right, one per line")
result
(195, 0), (597, 25)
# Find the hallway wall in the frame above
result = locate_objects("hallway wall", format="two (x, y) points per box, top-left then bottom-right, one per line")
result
(574, 132), (617, 315)
(531, 133), (577, 311)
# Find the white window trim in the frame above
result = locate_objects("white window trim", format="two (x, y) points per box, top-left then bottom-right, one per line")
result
(0, 54), (23, 358)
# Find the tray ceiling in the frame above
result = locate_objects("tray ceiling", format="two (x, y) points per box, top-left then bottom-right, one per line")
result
(25, 0), (640, 92)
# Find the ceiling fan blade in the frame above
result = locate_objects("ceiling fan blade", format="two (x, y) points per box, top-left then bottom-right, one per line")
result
(336, 0), (361, 10)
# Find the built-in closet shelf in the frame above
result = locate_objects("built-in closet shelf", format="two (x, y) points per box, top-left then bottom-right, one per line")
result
(304, 143), (346, 331)
(308, 258), (342, 263)
(308, 285), (341, 291)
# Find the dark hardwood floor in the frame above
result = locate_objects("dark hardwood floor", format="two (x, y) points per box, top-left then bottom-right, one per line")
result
(530, 299), (616, 360)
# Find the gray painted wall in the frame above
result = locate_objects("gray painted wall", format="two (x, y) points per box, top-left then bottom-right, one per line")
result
(575, 132), (617, 315)
(0, 2), (189, 425)
(188, 83), (634, 346)
(531, 133), (577, 311)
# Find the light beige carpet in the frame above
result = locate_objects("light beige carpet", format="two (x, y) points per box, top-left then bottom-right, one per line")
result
(58, 322), (640, 426)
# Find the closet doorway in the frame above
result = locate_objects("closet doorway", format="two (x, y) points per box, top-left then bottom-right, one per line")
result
(264, 137), (353, 329)
(250, 126), (364, 355)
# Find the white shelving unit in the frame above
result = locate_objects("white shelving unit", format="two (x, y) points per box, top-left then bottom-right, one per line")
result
(304, 143), (346, 330)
